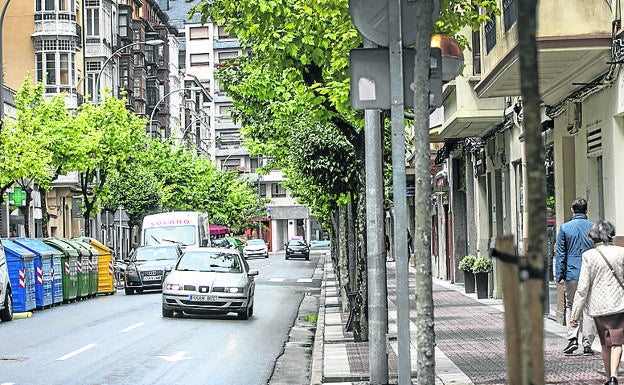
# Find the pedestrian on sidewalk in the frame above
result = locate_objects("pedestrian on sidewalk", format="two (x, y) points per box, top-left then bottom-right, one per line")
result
(571, 221), (624, 385)
(556, 197), (596, 355)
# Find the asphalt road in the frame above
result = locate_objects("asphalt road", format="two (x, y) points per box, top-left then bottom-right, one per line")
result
(0, 250), (323, 385)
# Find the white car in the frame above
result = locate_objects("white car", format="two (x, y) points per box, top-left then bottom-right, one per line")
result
(0, 239), (13, 322)
(243, 239), (269, 259)
(162, 247), (258, 319)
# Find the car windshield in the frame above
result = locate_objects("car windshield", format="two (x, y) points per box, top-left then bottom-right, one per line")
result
(144, 225), (196, 246)
(289, 240), (307, 247)
(177, 251), (242, 273)
(246, 239), (265, 246)
(135, 247), (179, 262)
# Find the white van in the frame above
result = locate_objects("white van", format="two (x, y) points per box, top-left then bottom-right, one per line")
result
(141, 211), (211, 248)
(0, 238), (13, 322)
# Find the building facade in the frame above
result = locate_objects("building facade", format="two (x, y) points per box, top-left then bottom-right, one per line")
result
(434, 0), (624, 318)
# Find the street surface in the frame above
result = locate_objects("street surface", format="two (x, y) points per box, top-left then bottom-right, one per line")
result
(0, 250), (322, 385)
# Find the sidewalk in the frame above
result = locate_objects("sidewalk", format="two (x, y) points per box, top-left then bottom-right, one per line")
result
(310, 253), (608, 385)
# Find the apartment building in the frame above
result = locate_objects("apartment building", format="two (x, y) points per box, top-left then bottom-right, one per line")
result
(0, 0), (209, 247)
(433, 0), (624, 314)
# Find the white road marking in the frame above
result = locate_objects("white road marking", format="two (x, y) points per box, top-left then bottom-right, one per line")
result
(269, 278), (285, 282)
(158, 351), (192, 362)
(297, 278), (313, 283)
(56, 343), (97, 361)
(120, 322), (144, 333)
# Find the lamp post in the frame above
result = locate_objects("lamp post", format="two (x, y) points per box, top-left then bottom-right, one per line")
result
(94, 39), (164, 105)
(149, 87), (201, 137)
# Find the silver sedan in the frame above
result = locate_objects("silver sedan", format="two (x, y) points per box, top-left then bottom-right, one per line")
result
(162, 247), (258, 319)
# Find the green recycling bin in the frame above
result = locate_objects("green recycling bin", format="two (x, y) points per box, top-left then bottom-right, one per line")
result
(72, 238), (99, 298)
(60, 239), (91, 299)
(43, 238), (78, 303)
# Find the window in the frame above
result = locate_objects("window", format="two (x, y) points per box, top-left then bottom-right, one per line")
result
(271, 183), (287, 198)
(472, 30), (481, 75)
(35, 41), (76, 92)
(218, 51), (238, 63)
(219, 104), (232, 117)
(190, 53), (210, 66)
(503, 0), (518, 32)
(46, 53), (56, 84)
(218, 25), (235, 39)
(484, 16), (497, 53)
(59, 53), (69, 84)
(86, 8), (100, 37)
(190, 27), (210, 40)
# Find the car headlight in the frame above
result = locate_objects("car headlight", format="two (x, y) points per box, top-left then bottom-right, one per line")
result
(126, 268), (139, 278)
(224, 287), (244, 293)
(165, 283), (183, 291)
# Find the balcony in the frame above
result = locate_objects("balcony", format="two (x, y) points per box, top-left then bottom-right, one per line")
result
(474, 0), (613, 105)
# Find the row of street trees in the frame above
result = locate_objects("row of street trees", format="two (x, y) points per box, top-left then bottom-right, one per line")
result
(192, 0), (497, 338)
(0, 78), (260, 238)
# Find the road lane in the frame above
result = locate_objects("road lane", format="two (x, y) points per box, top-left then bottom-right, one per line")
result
(0, 251), (321, 385)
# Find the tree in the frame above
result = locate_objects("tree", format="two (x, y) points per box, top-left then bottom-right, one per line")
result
(68, 95), (146, 236)
(0, 78), (69, 237)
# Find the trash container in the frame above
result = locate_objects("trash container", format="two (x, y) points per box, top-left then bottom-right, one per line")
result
(2, 239), (36, 312)
(43, 238), (78, 303)
(76, 237), (114, 295)
(13, 238), (53, 308)
(14, 238), (64, 306)
(60, 239), (90, 299)
(71, 239), (99, 298)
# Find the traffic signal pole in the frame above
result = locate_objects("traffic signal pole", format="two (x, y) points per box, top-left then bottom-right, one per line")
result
(387, 1), (412, 383)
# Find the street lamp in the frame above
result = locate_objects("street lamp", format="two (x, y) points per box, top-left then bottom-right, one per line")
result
(149, 87), (202, 137)
(94, 39), (164, 105)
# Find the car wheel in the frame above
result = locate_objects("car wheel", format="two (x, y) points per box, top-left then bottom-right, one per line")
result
(125, 287), (134, 295)
(306, 254), (310, 261)
(162, 306), (174, 318)
(248, 303), (254, 317)
(285, 255), (289, 260)
(0, 290), (13, 322)
(136, 289), (144, 294)
(238, 306), (250, 320)
(264, 253), (268, 258)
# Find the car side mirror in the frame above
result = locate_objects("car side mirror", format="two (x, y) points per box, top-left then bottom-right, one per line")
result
(284, 242), (288, 247)
(248, 269), (259, 277)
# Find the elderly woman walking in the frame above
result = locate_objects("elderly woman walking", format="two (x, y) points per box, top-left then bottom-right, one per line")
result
(571, 221), (624, 385)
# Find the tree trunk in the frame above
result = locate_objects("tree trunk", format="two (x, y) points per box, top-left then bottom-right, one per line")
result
(412, 1), (436, 383)
(354, 183), (368, 342)
(41, 189), (49, 238)
(338, 205), (350, 314)
(517, 0), (546, 383)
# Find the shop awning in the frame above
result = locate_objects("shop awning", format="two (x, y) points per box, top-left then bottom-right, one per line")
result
(209, 224), (230, 235)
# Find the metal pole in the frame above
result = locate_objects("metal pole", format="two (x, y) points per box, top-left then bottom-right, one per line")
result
(94, 40), (163, 105)
(149, 87), (199, 137)
(364, 35), (389, 385)
(388, 0), (411, 383)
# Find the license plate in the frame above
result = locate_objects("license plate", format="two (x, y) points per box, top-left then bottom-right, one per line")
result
(189, 295), (218, 302)
(143, 275), (162, 281)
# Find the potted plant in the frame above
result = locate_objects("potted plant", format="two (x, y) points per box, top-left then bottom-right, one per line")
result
(473, 256), (493, 299)
(459, 255), (477, 294)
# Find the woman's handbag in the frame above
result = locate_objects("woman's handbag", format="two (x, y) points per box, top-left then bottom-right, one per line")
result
(595, 246), (624, 291)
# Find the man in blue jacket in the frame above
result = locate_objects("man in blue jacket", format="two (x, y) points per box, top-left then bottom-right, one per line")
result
(556, 198), (595, 355)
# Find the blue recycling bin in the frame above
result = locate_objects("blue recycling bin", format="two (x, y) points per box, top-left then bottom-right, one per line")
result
(2, 239), (36, 312)
(15, 238), (63, 306)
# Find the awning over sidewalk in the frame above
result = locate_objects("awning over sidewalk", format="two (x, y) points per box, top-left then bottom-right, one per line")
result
(209, 224), (230, 235)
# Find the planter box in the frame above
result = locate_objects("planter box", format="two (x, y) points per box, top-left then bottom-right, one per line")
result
(475, 272), (489, 299)
(463, 271), (475, 293)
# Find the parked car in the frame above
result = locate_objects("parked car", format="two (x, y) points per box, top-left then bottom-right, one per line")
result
(124, 244), (183, 295)
(162, 247), (258, 319)
(0, 239), (12, 322)
(285, 239), (310, 260)
(243, 239), (269, 259)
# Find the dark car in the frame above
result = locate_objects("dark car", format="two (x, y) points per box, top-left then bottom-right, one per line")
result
(285, 239), (310, 260)
(124, 244), (183, 295)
